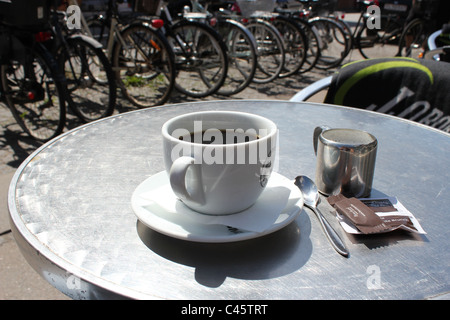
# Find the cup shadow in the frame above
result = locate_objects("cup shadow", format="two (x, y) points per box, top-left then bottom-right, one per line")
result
(136, 210), (312, 288)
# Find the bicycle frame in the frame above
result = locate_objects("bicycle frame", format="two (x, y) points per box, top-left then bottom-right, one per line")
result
(352, 2), (404, 46)
(159, 2), (194, 61)
(90, 0), (159, 73)
(0, 22), (67, 140)
(1, 29), (53, 104)
(89, 0), (126, 60)
(106, 15), (123, 59)
(351, 8), (368, 40)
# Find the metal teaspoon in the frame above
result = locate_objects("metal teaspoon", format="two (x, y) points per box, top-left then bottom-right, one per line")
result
(294, 176), (349, 257)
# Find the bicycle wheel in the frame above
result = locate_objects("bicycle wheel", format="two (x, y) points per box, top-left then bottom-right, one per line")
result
(357, 15), (403, 59)
(332, 18), (353, 58)
(271, 15), (307, 78)
(169, 20), (228, 98)
(214, 18), (257, 95)
(398, 18), (427, 58)
(245, 19), (285, 84)
(113, 22), (176, 107)
(1, 43), (66, 141)
(293, 18), (321, 73)
(309, 17), (348, 69)
(62, 36), (116, 122)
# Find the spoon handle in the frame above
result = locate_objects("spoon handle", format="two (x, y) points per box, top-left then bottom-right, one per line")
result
(310, 206), (349, 257)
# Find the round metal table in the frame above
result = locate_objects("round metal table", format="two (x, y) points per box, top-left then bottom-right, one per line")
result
(8, 100), (450, 299)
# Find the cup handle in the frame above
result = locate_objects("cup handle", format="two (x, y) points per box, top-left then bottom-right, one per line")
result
(313, 125), (330, 155)
(169, 156), (205, 205)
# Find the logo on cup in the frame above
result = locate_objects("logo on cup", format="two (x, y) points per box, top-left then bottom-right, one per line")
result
(259, 150), (273, 187)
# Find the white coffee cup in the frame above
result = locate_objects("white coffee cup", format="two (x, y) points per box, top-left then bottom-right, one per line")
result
(162, 111), (278, 215)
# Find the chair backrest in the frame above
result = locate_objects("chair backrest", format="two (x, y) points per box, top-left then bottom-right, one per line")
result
(425, 25), (450, 62)
(323, 57), (450, 133)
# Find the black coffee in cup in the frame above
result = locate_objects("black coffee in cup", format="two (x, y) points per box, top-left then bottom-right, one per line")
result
(178, 129), (260, 145)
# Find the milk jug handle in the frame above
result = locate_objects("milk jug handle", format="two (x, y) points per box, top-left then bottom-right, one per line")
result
(313, 126), (330, 155)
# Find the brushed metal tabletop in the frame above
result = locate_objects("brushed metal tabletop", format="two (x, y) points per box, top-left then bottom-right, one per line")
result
(8, 100), (450, 299)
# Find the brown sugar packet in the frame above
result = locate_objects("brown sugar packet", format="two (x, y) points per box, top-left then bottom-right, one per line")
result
(328, 196), (383, 226)
(361, 199), (418, 231)
(327, 194), (346, 207)
(328, 196), (391, 234)
(379, 215), (418, 231)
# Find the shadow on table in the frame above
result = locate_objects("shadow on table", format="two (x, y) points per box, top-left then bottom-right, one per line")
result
(347, 230), (428, 250)
(137, 211), (313, 288)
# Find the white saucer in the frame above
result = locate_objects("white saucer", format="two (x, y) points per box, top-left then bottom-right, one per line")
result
(131, 171), (303, 243)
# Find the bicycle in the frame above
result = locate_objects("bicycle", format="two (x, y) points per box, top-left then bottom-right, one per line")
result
(281, 0), (348, 69)
(274, 4), (321, 73)
(0, 0), (67, 141)
(397, 19), (428, 58)
(50, 7), (117, 122)
(157, 0), (229, 97)
(397, 0), (447, 58)
(233, 0), (307, 78)
(228, 0), (307, 79)
(296, 0), (402, 62)
(306, 1), (350, 68)
(307, 15), (348, 69)
(189, 0), (258, 96)
(165, 0), (283, 85)
(265, 13), (307, 78)
(226, 0), (285, 83)
(351, 0), (404, 59)
(87, 0), (176, 107)
(398, 20), (430, 58)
